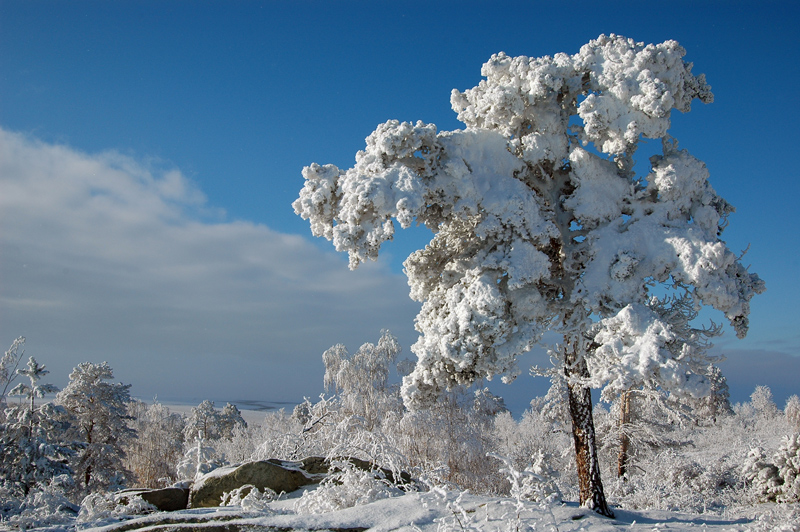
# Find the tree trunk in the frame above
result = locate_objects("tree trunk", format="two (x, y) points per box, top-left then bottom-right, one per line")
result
(617, 390), (632, 478)
(565, 341), (614, 518)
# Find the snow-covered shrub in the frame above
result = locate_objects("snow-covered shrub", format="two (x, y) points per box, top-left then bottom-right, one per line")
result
(1, 476), (77, 529)
(610, 447), (742, 513)
(76, 491), (156, 524)
(491, 405), (573, 500)
(490, 452), (560, 532)
(0, 337), (26, 420)
(772, 434), (800, 502)
(220, 484), (276, 511)
(743, 446), (782, 502)
(293, 459), (402, 514)
(425, 487), (483, 532)
(215, 423), (258, 465)
(745, 433), (800, 503)
(746, 504), (800, 532)
(393, 387), (503, 494)
(322, 330), (403, 432)
(176, 438), (227, 480)
(252, 408), (308, 461)
(1, 399), (73, 496)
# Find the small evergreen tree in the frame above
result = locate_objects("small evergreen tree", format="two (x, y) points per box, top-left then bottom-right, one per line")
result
(0, 357), (72, 495)
(56, 362), (134, 493)
(219, 403), (247, 440)
(0, 337), (26, 420)
(183, 400), (222, 442)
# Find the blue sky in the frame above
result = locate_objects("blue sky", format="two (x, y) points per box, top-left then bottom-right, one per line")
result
(1, 1), (798, 414)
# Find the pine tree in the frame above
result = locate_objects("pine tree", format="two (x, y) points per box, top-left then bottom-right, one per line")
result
(295, 35), (764, 515)
(56, 362), (134, 493)
(183, 400), (222, 442)
(1, 337), (26, 420)
(0, 357), (72, 495)
(219, 403), (247, 440)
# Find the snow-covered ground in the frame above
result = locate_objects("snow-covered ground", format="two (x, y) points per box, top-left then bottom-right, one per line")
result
(74, 489), (799, 532)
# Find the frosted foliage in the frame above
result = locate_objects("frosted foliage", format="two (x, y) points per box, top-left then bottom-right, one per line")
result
(124, 400), (185, 488)
(77, 492), (155, 523)
(1, 337), (25, 414)
(293, 460), (402, 514)
(751, 385), (779, 418)
(294, 34), (763, 408)
(745, 434), (800, 503)
(589, 302), (714, 403)
(56, 361), (134, 492)
(786, 395), (800, 432)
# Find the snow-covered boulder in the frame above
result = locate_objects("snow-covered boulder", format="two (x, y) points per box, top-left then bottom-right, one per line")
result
(190, 459), (318, 508)
(189, 457), (415, 508)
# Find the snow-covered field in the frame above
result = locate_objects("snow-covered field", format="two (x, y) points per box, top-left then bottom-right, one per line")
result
(73, 488), (799, 532)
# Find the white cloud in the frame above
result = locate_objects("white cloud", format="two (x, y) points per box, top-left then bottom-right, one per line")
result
(0, 128), (421, 403)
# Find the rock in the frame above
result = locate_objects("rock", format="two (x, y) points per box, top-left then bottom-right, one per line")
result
(189, 460), (316, 508)
(188, 456), (417, 508)
(139, 487), (191, 512)
(117, 487), (190, 512)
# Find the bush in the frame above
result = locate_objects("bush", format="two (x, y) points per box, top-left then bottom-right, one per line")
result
(293, 460), (403, 514)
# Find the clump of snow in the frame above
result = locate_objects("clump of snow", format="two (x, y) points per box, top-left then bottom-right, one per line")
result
(220, 484), (276, 512)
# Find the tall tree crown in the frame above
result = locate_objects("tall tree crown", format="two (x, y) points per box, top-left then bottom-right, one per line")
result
(294, 35), (764, 407)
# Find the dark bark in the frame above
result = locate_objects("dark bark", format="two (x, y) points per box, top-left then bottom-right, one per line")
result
(565, 342), (614, 518)
(617, 390), (632, 478)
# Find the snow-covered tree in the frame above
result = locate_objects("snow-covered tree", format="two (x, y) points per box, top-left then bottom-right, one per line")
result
(183, 400), (222, 442)
(0, 357), (71, 495)
(1, 336), (26, 419)
(176, 437), (227, 480)
(322, 329), (403, 430)
(56, 362), (134, 493)
(750, 385), (779, 419)
(589, 295), (723, 476)
(294, 35), (764, 515)
(8, 357), (59, 438)
(690, 363), (733, 424)
(219, 403), (247, 440)
(124, 400), (185, 488)
(786, 395), (800, 432)
(744, 434), (800, 503)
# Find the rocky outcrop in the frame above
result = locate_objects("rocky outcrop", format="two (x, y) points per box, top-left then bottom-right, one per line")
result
(118, 487), (191, 512)
(115, 457), (415, 510)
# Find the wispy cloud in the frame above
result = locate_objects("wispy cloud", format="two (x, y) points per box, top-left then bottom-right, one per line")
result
(0, 128), (420, 402)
